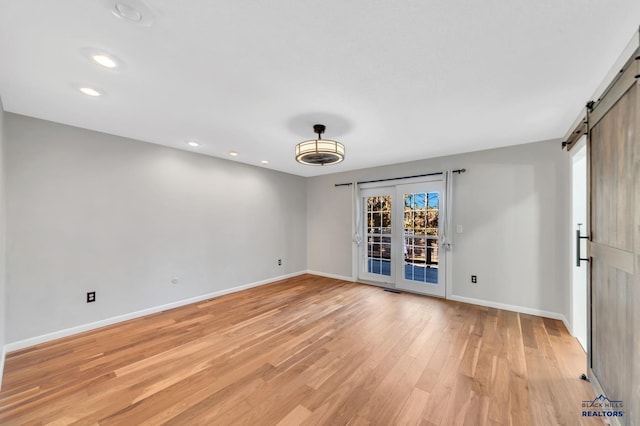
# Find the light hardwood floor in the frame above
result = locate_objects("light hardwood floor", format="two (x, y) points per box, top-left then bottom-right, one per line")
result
(0, 274), (600, 425)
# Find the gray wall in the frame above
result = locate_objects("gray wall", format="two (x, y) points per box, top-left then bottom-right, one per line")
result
(0, 97), (6, 384)
(307, 140), (571, 318)
(2, 112), (572, 347)
(5, 113), (307, 343)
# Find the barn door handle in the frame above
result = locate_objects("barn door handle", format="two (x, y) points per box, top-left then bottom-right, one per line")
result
(576, 224), (589, 267)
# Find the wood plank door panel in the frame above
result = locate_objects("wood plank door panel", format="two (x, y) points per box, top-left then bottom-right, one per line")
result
(589, 74), (639, 425)
(590, 83), (635, 251)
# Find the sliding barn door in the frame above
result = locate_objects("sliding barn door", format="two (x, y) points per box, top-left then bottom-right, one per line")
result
(588, 54), (639, 425)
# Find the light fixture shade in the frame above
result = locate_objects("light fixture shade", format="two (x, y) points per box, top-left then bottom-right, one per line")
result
(295, 124), (345, 165)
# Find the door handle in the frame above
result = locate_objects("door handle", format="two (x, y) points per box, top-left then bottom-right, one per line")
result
(576, 224), (589, 267)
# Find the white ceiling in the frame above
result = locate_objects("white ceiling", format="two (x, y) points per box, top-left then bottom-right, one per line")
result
(1, 1), (639, 177)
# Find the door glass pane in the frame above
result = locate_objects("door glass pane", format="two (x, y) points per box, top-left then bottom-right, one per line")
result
(403, 192), (439, 284)
(365, 195), (392, 276)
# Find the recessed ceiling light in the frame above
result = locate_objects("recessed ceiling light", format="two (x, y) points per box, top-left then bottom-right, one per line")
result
(113, 2), (142, 22)
(261, 160), (269, 164)
(91, 54), (118, 68)
(187, 141), (200, 147)
(229, 151), (239, 157)
(79, 87), (102, 97)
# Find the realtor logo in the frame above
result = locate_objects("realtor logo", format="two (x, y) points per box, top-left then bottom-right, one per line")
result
(582, 394), (624, 418)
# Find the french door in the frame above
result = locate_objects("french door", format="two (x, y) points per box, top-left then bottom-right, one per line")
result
(360, 178), (446, 297)
(395, 181), (445, 296)
(360, 187), (394, 282)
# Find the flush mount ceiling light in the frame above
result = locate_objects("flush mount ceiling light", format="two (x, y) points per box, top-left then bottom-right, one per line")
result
(295, 124), (345, 166)
(187, 141), (200, 147)
(229, 151), (239, 157)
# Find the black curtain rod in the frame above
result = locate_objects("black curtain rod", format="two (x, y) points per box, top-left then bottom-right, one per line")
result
(334, 168), (466, 187)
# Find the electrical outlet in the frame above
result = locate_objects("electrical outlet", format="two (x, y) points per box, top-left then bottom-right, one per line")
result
(87, 291), (96, 303)
(277, 259), (282, 266)
(471, 275), (477, 284)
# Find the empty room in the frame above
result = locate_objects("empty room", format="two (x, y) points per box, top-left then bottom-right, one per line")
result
(0, 1), (639, 425)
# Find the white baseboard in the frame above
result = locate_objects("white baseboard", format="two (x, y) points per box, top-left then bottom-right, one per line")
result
(448, 294), (570, 328)
(5, 271), (306, 353)
(562, 317), (575, 336)
(302, 276), (571, 328)
(3, 275), (571, 373)
(306, 270), (355, 282)
(303, 275), (571, 329)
